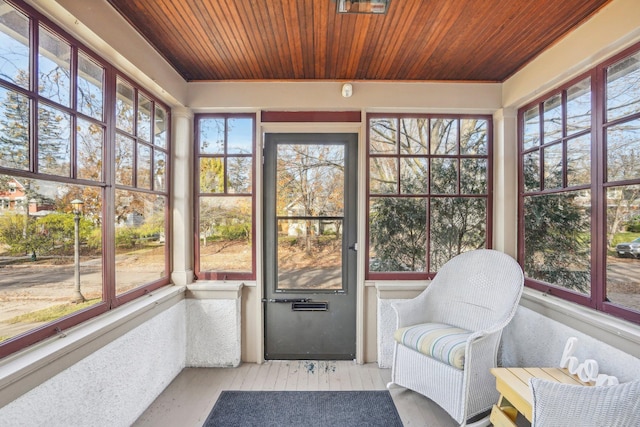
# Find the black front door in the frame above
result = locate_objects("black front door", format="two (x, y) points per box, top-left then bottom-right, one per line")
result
(263, 133), (358, 360)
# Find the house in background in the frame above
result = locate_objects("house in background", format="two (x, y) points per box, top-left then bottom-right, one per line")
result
(0, 178), (26, 212)
(0, 0), (639, 425)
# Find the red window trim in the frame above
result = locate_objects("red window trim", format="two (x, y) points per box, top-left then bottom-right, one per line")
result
(194, 113), (257, 281)
(517, 41), (640, 325)
(0, 0), (172, 358)
(365, 113), (494, 280)
(261, 111), (361, 122)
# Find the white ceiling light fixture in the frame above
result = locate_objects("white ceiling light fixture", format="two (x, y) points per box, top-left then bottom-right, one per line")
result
(337, 0), (390, 14)
(341, 83), (353, 98)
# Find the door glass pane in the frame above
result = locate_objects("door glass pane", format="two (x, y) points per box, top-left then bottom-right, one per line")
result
(607, 51), (640, 122)
(606, 185), (640, 312)
(276, 144), (344, 217)
(277, 218), (342, 290)
(0, 87), (29, 170)
(275, 143), (345, 290)
(38, 26), (70, 107)
(38, 104), (71, 176)
(0, 2), (30, 89)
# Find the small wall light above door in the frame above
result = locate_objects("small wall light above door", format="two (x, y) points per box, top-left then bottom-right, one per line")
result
(337, 0), (390, 14)
(341, 83), (353, 98)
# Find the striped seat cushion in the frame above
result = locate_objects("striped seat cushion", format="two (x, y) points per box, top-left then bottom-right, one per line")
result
(394, 323), (471, 369)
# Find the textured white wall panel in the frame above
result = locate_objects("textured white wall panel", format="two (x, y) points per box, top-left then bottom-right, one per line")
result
(0, 301), (186, 427)
(186, 299), (241, 367)
(502, 306), (640, 382)
(378, 297), (640, 381)
(377, 298), (401, 368)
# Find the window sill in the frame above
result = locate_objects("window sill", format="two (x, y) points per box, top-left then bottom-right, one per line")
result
(521, 287), (640, 358)
(0, 285), (185, 408)
(369, 280), (429, 299)
(187, 281), (246, 299)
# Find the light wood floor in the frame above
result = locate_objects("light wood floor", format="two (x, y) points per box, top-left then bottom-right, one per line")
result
(133, 361), (459, 426)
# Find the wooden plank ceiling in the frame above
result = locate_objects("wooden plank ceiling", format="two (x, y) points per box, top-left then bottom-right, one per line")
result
(106, 0), (612, 82)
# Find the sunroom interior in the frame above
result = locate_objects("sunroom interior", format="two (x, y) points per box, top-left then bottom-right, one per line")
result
(1, 0), (640, 426)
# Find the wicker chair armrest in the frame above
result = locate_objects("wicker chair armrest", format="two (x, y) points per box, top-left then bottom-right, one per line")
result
(390, 298), (431, 329)
(467, 319), (510, 342)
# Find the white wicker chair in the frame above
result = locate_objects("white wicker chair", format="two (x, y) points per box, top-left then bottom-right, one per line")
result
(530, 377), (640, 427)
(387, 249), (524, 426)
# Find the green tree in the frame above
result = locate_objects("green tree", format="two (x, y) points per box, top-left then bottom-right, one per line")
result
(368, 117), (489, 273)
(37, 104), (70, 176)
(430, 197), (486, 271)
(369, 196), (426, 272)
(200, 158), (224, 193)
(37, 212), (92, 253)
(523, 155), (591, 293)
(0, 212), (91, 259)
(0, 73), (29, 170)
(0, 213), (47, 257)
(626, 214), (640, 232)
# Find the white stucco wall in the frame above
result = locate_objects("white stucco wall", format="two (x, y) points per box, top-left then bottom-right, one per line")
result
(377, 295), (640, 380)
(0, 301), (186, 427)
(186, 299), (242, 367)
(10, 0), (638, 378)
(377, 298), (401, 369)
(185, 283), (244, 367)
(502, 306), (640, 383)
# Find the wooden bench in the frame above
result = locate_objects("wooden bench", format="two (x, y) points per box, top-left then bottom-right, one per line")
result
(490, 367), (592, 426)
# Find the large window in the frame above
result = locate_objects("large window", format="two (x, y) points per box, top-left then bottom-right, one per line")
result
(519, 41), (640, 324)
(0, 0), (170, 357)
(195, 114), (255, 280)
(367, 114), (492, 279)
(114, 76), (169, 297)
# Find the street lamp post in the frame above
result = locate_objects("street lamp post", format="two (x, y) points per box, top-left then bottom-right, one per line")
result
(71, 199), (85, 303)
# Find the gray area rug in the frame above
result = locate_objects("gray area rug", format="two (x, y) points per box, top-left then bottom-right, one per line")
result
(203, 390), (403, 426)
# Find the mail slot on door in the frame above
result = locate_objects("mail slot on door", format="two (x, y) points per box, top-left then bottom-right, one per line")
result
(291, 301), (328, 311)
